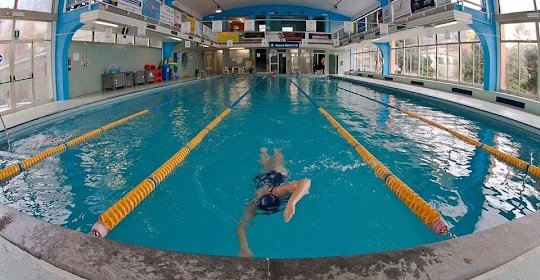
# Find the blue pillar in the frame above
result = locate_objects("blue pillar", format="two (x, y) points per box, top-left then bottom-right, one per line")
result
(374, 42), (390, 75)
(324, 16), (330, 33)
(162, 42), (179, 61)
(465, 1), (498, 91)
(55, 0), (90, 101)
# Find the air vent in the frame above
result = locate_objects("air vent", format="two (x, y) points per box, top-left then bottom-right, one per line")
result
(411, 80), (424, 86)
(147, 24), (156, 30)
(188, 36), (193, 39)
(171, 31), (177, 35)
(451, 87), (472, 96)
(367, 74), (374, 78)
(384, 77), (393, 81)
(397, 26), (406, 30)
(496, 97), (525, 109)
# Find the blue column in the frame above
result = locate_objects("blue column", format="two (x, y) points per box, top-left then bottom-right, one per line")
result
(324, 16), (330, 33)
(55, 0), (90, 101)
(374, 42), (390, 75)
(162, 42), (179, 61)
(465, 1), (498, 91)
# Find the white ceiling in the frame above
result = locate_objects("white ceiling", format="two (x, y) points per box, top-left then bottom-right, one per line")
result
(176, 0), (380, 19)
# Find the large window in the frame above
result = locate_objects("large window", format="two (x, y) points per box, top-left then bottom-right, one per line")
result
(500, 23), (538, 96)
(498, 0), (536, 14)
(390, 30), (484, 87)
(0, 19), (53, 113)
(350, 44), (382, 73)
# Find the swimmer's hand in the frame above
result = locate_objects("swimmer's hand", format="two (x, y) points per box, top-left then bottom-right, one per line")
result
(238, 246), (253, 258)
(284, 204), (296, 223)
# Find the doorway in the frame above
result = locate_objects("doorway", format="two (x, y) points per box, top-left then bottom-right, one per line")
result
(329, 54), (338, 74)
(255, 49), (267, 72)
(270, 49), (287, 74)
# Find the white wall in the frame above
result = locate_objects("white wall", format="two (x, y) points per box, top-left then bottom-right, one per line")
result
(329, 50), (351, 74)
(68, 42), (162, 97)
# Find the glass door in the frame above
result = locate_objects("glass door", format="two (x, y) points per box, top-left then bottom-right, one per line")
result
(33, 41), (53, 103)
(13, 42), (33, 108)
(0, 43), (11, 112)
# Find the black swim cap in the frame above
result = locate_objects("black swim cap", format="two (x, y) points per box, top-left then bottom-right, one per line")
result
(257, 193), (281, 212)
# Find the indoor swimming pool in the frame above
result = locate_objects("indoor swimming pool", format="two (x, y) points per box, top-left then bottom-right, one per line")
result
(0, 76), (539, 259)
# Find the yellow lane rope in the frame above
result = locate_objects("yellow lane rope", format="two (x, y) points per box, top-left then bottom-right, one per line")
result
(290, 78), (451, 236)
(91, 108), (233, 237)
(318, 107), (450, 235)
(337, 86), (540, 178)
(0, 110), (149, 182)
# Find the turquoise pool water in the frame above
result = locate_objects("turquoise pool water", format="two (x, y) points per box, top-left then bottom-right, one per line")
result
(1, 76), (539, 258)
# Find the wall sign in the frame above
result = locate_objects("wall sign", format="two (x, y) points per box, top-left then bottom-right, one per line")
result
(226, 40), (234, 47)
(308, 33), (331, 40)
(344, 22), (354, 33)
(212, 21), (222, 33)
(174, 10), (182, 28)
(142, 0), (160, 20)
(218, 32), (240, 43)
(117, 0), (142, 15)
(393, 0), (412, 19)
(382, 5), (393, 23)
(160, 4), (175, 26)
(306, 20), (316, 32)
(244, 20), (255, 32)
(269, 42), (299, 48)
(185, 41), (190, 48)
(411, 0), (435, 14)
(181, 22), (191, 34)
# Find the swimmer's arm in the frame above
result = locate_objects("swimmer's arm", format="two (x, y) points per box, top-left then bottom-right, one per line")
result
(236, 203), (256, 257)
(276, 178), (312, 223)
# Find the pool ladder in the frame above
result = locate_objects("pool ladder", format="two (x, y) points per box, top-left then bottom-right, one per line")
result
(0, 113), (11, 151)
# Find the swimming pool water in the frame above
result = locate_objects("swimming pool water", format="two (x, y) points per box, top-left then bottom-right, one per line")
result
(1, 76), (539, 258)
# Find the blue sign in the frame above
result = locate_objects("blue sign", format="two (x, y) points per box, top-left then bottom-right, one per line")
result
(142, 0), (160, 20)
(269, 42), (300, 48)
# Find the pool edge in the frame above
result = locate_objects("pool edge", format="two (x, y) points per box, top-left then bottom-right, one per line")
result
(1, 202), (539, 280)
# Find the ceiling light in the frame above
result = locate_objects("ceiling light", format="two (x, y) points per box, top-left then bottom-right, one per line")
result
(216, 6), (222, 13)
(94, 20), (118, 28)
(230, 47), (245, 50)
(201, 44), (209, 48)
(434, 21), (459, 28)
(169, 36), (183, 41)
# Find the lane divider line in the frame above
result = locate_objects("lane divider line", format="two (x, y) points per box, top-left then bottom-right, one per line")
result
(91, 77), (266, 237)
(337, 86), (540, 178)
(289, 78), (450, 236)
(0, 110), (149, 182)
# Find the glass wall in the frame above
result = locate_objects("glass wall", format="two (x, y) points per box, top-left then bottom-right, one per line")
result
(72, 29), (163, 49)
(390, 30), (484, 87)
(497, 1), (540, 98)
(350, 44), (382, 73)
(0, 1), (55, 113)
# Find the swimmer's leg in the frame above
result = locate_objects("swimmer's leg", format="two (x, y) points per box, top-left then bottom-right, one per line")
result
(259, 147), (272, 171)
(269, 148), (288, 176)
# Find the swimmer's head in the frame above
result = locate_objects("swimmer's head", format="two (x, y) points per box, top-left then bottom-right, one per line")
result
(257, 193), (281, 212)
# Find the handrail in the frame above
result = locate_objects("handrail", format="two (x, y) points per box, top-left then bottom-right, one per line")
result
(91, 77), (266, 237)
(337, 86), (540, 178)
(0, 109), (149, 182)
(0, 113), (11, 151)
(289, 77), (452, 236)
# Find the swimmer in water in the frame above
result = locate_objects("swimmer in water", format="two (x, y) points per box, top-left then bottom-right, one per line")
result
(236, 147), (311, 257)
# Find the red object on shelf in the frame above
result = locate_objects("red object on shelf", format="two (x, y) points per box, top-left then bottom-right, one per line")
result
(144, 64), (157, 70)
(155, 78), (163, 83)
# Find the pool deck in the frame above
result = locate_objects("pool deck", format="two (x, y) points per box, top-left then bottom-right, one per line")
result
(332, 74), (540, 134)
(1, 74), (540, 279)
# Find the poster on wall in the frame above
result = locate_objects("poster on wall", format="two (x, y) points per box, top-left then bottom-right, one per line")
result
(117, 0), (142, 15)
(411, 0), (435, 14)
(185, 41), (190, 48)
(382, 5), (393, 23)
(174, 11), (182, 28)
(181, 22), (191, 34)
(306, 20), (317, 32)
(218, 32), (240, 43)
(196, 21), (203, 36)
(212, 21), (222, 32)
(227, 40), (234, 47)
(142, 0), (160, 20)
(344, 21), (354, 33)
(393, 0), (412, 19)
(160, 4), (174, 25)
(186, 16), (196, 33)
(244, 20), (255, 32)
